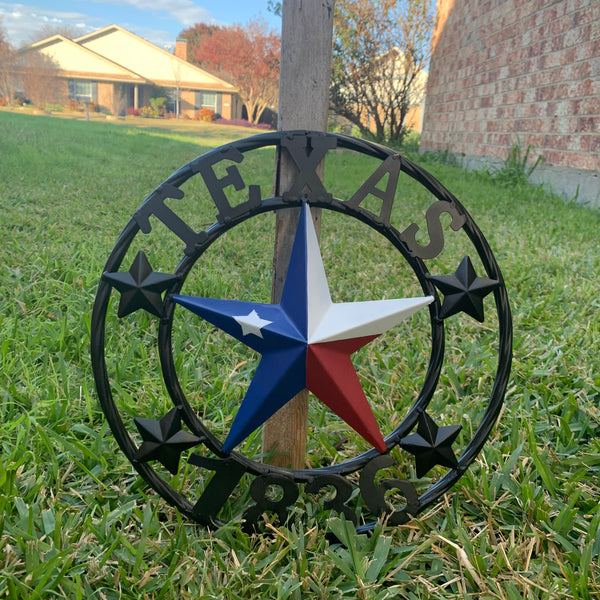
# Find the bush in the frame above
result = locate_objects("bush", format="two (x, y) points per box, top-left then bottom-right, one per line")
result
(491, 139), (545, 187)
(328, 121), (351, 135)
(139, 105), (156, 118)
(401, 131), (421, 154)
(196, 108), (216, 122)
(66, 98), (100, 112)
(150, 97), (167, 117)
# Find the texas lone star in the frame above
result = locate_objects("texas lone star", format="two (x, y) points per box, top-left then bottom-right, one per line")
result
(173, 203), (433, 454)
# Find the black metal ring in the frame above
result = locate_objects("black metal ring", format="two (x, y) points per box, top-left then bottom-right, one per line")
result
(91, 131), (512, 530)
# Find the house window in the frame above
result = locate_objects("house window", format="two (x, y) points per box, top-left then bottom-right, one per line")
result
(68, 79), (98, 102)
(195, 91), (221, 115)
(75, 81), (92, 99)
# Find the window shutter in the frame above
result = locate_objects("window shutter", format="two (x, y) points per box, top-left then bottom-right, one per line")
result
(68, 79), (75, 99)
(216, 93), (222, 117)
(92, 81), (98, 103)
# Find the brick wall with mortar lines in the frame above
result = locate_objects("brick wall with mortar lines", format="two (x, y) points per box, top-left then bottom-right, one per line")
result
(421, 0), (600, 176)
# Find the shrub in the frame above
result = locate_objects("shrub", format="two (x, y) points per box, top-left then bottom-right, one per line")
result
(150, 97), (167, 117)
(126, 106), (140, 117)
(139, 105), (156, 118)
(327, 121), (350, 135)
(401, 131), (421, 154)
(196, 108), (216, 122)
(492, 139), (545, 188)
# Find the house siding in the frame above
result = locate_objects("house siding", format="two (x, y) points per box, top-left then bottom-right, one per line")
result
(180, 90), (196, 117)
(97, 82), (113, 111)
(421, 0), (600, 205)
(220, 93), (234, 120)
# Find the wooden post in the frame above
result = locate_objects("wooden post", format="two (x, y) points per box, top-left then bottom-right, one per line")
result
(262, 0), (336, 469)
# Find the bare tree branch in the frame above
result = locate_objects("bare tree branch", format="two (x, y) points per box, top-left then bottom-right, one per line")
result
(331, 0), (433, 144)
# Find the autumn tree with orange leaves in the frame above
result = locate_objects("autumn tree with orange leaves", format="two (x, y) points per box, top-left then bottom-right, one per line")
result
(181, 20), (280, 124)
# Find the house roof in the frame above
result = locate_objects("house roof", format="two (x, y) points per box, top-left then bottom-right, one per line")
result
(27, 34), (148, 84)
(26, 25), (236, 93)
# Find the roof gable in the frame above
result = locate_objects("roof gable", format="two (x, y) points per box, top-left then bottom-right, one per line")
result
(75, 25), (235, 91)
(25, 34), (147, 82)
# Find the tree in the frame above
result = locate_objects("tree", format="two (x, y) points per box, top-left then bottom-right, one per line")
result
(29, 24), (80, 43)
(182, 20), (280, 124)
(267, 1), (282, 17)
(331, 0), (433, 145)
(178, 23), (221, 60)
(0, 16), (8, 48)
(20, 50), (65, 108)
(0, 17), (18, 105)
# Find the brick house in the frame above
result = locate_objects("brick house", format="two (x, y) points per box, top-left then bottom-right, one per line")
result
(23, 24), (242, 119)
(421, 0), (599, 206)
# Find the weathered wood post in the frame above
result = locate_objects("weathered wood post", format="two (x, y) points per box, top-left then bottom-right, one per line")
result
(262, 0), (336, 468)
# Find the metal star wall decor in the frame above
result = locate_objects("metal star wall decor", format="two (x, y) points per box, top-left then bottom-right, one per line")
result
(399, 412), (462, 478)
(103, 250), (179, 318)
(134, 407), (203, 475)
(173, 204), (433, 454)
(91, 131), (512, 533)
(428, 255), (499, 322)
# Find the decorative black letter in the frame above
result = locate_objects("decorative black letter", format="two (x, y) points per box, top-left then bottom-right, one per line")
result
(400, 201), (466, 260)
(242, 474), (299, 530)
(135, 183), (203, 255)
(345, 155), (401, 226)
(194, 146), (261, 224)
(281, 134), (336, 202)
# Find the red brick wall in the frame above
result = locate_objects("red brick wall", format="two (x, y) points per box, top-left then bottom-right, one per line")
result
(421, 0), (600, 194)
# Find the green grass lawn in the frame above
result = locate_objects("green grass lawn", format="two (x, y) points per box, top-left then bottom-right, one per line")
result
(1, 110), (599, 599)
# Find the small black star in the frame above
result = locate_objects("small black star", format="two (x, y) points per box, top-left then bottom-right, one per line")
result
(133, 407), (203, 475)
(103, 250), (179, 318)
(399, 412), (462, 478)
(428, 255), (499, 322)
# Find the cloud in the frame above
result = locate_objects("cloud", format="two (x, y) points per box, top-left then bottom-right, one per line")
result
(0, 1), (226, 50)
(0, 2), (99, 46)
(94, 0), (216, 26)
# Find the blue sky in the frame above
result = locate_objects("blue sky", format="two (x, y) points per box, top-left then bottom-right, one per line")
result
(0, 1), (281, 49)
